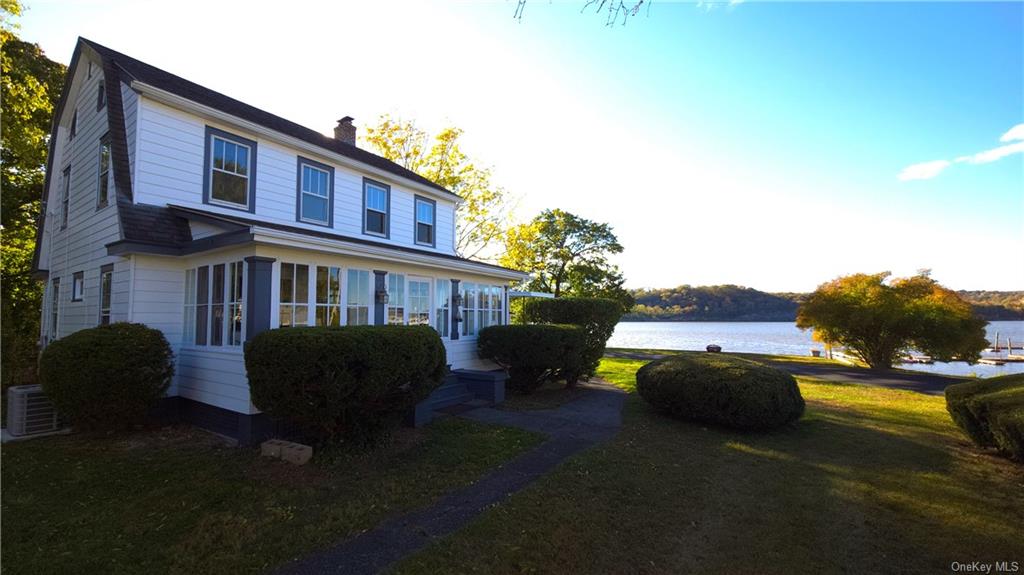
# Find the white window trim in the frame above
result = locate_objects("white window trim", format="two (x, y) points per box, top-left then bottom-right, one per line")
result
(299, 162), (332, 226)
(208, 135), (252, 210)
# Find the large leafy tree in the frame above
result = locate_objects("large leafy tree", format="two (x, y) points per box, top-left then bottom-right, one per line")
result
(796, 272), (988, 369)
(501, 209), (633, 311)
(2, 0), (67, 386)
(362, 115), (512, 260)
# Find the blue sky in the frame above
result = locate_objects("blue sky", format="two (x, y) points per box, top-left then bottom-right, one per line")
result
(16, 0), (1024, 291)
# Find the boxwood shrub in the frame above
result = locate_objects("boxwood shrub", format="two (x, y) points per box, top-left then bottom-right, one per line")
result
(245, 325), (446, 444)
(477, 324), (585, 394)
(636, 353), (805, 431)
(945, 375), (1023, 461)
(520, 297), (622, 380)
(39, 323), (174, 432)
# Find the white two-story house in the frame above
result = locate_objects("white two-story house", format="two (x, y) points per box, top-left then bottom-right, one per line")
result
(33, 38), (525, 442)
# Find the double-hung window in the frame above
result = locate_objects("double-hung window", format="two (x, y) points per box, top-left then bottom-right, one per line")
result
(97, 135), (111, 208)
(50, 278), (60, 338)
(414, 197), (436, 247)
(315, 266), (342, 326)
(99, 264), (113, 325)
(387, 274), (406, 324)
(96, 81), (105, 111)
(408, 279), (431, 326)
(297, 158), (333, 226)
(60, 167), (70, 229)
(279, 263), (310, 327)
(346, 269), (371, 325)
(184, 261), (245, 346)
(363, 179), (389, 237)
(434, 279), (451, 337)
(204, 127), (256, 211)
(71, 271), (84, 302)
(69, 110), (77, 140)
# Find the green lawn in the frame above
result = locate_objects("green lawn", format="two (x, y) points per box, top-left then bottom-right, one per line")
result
(392, 357), (1024, 575)
(1, 418), (542, 575)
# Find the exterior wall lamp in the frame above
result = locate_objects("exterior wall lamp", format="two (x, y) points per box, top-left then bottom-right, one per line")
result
(375, 289), (389, 305)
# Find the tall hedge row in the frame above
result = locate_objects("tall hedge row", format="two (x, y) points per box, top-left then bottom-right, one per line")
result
(245, 325), (446, 444)
(520, 297), (622, 379)
(946, 375), (1024, 461)
(39, 323), (174, 432)
(478, 324), (585, 393)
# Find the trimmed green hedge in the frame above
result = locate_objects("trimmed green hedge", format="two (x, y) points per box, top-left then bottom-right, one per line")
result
(520, 297), (622, 380)
(478, 324), (585, 394)
(636, 353), (805, 431)
(245, 326), (446, 444)
(946, 374), (1024, 461)
(39, 323), (174, 432)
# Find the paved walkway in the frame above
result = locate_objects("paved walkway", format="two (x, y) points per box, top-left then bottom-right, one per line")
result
(604, 350), (965, 396)
(272, 381), (626, 575)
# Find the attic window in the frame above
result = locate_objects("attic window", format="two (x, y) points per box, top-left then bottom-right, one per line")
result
(69, 110), (77, 140)
(96, 81), (106, 111)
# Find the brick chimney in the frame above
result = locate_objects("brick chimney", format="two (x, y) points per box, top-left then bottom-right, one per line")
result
(334, 116), (356, 146)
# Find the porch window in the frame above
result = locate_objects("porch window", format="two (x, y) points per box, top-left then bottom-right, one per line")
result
(387, 273), (405, 324)
(184, 261), (245, 346)
(315, 266), (342, 326)
(279, 262), (310, 327)
(408, 279), (431, 326)
(99, 264), (113, 325)
(346, 269), (370, 325)
(434, 279), (450, 337)
(461, 283), (478, 337)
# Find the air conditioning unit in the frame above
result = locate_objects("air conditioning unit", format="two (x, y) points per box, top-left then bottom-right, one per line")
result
(6, 385), (62, 436)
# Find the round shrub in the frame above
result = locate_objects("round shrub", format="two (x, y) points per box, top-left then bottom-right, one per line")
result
(478, 324), (585, 394)
(636, 354), (804, 430)
(39, 322), (174, 432)
(945, 376), (1024, 461)
(245, 325), (446, 444)
(520, 297), (622, 380)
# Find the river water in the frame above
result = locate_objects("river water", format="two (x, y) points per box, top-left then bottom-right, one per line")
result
(607, 321), (1024, 378)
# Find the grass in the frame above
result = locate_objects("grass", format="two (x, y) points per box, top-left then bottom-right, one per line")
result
(1, 418), (542, 575)
(500, 379), (587, 411)
(391, 356), (1024, 575)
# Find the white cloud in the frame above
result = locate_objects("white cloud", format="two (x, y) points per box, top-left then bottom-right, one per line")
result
(955, 141), (1024, 165)
(899, 123), (1024, 181)
(1000, 123), (1024, 142)
(898, 160), (951, 181)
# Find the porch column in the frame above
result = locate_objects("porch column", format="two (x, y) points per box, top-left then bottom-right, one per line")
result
(373, 270), (387, 326)
(244, 256), (275, 341)
(450, 279), (461, 340)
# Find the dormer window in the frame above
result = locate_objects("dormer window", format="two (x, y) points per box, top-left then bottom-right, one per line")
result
(297, 157), (333, 227)
(415, 196), (436, 247)
(203, 127), (257, 212)
(96, 81), (105, 111)
(363, 179), (389, 237)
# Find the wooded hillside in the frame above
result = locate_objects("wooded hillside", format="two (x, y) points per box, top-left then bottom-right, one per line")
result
(624, 286), (1024, 322)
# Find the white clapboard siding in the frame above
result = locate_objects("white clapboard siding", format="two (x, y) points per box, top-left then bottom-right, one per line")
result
(133, 99), (458, 255)
(40, 58), (129, 341)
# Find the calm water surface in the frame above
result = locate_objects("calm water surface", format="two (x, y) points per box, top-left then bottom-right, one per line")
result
(608, 321), (1024, 378)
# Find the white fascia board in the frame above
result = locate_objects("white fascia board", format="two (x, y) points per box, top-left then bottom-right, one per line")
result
(251, 227), (528, 281)
(130, 81), (462, 206)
